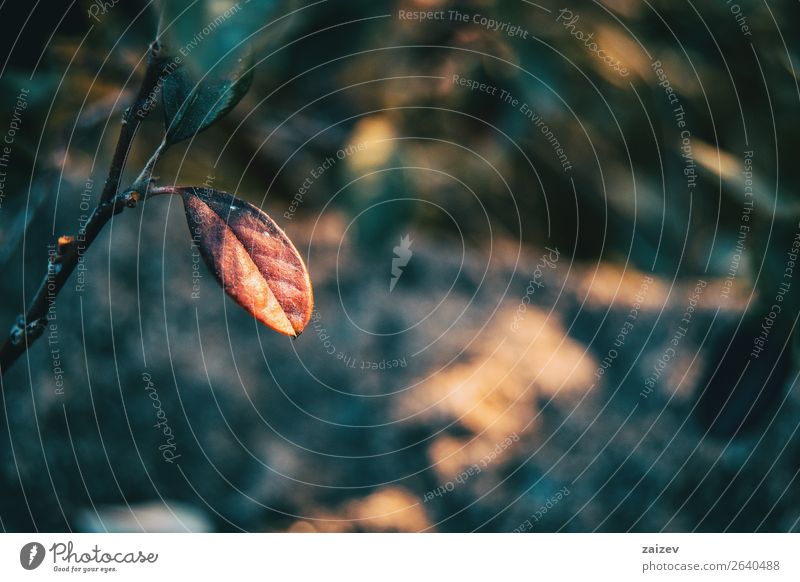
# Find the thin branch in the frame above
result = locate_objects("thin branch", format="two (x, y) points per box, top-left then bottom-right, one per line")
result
(131, 139), (168, 196)
(0, 42), (173, 376)
(0, 193), (136, 373)
(145, 185), (178, 198)
(100, 41), (169, 204)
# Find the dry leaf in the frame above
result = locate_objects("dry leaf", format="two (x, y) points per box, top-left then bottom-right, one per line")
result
(179, 187), (313, 337)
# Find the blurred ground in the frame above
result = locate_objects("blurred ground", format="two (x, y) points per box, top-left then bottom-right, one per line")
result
(2, 206), (799, 532)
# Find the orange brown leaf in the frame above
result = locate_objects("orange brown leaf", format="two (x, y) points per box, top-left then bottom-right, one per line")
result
(179, 187), (313, 337)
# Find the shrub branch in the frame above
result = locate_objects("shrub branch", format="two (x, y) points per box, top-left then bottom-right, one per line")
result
(0, 42), (172, 376)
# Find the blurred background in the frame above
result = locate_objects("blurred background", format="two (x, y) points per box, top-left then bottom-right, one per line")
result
(0, 0), (799, 532)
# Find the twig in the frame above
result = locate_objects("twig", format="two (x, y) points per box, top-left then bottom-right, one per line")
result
(0, 42), (172, 376)
(100, 42), (168, 204)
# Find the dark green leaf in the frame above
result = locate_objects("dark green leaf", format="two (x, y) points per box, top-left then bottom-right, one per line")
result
(163, 53), (252, 144)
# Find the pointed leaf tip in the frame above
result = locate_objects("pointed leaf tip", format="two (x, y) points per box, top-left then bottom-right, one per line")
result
(179, 187), (313, 337)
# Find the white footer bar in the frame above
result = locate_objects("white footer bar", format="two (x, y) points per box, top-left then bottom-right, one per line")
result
(1, 533), (797, 580)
